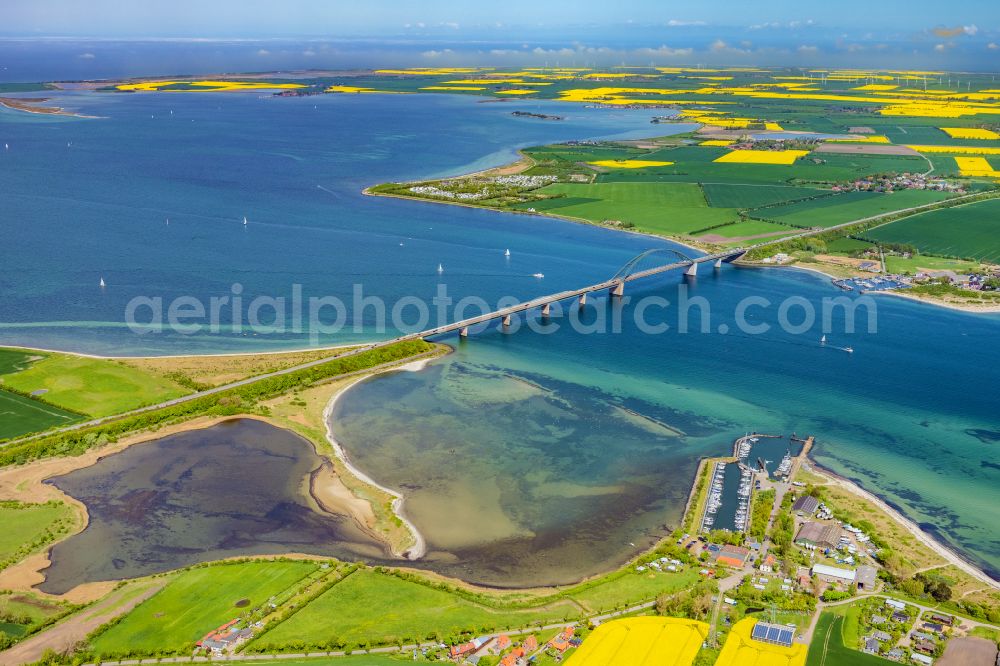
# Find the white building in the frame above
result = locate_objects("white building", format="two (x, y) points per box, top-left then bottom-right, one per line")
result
(811, 563), (856, 583)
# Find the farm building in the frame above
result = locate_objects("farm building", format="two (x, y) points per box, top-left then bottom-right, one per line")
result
(714, 544), (751, 567)
(792, 495), (819, 515)
(811, 563), (856, 583)
(856, 565), (878, 590)
(795, 522), (842, 550)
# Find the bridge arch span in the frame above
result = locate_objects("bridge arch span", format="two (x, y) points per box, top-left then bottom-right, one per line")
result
(610, 247), (694, 282)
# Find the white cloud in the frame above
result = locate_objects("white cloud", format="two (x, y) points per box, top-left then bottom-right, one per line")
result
(416, 22), (425, 28)
(963, 24), (978, 36)
(667, 19), (706, 27)
(750, 20), (814, 30)
(989, 42), (999, 50)
(934, 43), (948, 52)
(256, 49), (270, 56)
(635, 45), (694, 57)
(302, 49), (316, 57)
(77, 52), (95, 59)
(709, 39), (750, 55)
(421, 48), (454, 58)
(797, 45), (819, 54)
(441, 22), (460, 30)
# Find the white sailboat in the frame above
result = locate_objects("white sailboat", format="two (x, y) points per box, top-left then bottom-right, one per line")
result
(99, 277), (106, 288)
(437, 263), (444, 273)
(820, 335), (826, 344)
(532, 273), (545, 278)
(504, 248), (510, 257)
(243, 216), (248, 226)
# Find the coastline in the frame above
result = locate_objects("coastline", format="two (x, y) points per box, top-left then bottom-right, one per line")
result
(362, 186), (711, 257)
(866, 286), (1000, 314)
(0, 96), (99, 119)
(320, 359), (432, 561)
(807, 457), (999, 589)
(0, 340), (363, 361)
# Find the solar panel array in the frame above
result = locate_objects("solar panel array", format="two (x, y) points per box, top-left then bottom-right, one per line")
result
(751, 622), (794, 647)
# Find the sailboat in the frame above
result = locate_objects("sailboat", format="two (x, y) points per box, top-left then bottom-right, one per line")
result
(820, 335), (826, 344)
(3, 143), (7, 150)
(99, 277), (106, 288)
(437, 263), (444, 273)
(243, 216), (248, 226)
(504, 248), (510, 257)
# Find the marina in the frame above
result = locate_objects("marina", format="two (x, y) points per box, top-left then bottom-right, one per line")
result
(700, 433), (806, 535)
(833, 276), (911, 292)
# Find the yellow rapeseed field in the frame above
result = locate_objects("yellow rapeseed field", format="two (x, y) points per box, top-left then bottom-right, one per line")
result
(588, 160), (675, 168)
(907, 145), (1000, 155)
(325, 85), (404, 94)
(419, 86), (485, 91)
(117, 80), (305, 92)
(715, 619), (807, 666)
(714, 150), (809, 165)
(566, 617), (708, 666)
(494, 89), (538, 95)
(954, 157), (1000, 177)
(940, 127), (1000, 140)
(701, 139), (735, 146)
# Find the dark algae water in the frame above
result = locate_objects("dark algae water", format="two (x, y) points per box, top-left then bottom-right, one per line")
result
(41, 419), (387, 594)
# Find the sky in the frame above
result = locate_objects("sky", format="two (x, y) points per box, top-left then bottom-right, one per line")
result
(1, 0), (999, 75)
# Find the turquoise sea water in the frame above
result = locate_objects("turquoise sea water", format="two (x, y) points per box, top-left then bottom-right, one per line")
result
(1, 91), (998, 584)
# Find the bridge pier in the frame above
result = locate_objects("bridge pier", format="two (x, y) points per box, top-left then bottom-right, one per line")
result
(502, 314), (511, 328)
(685, 263), (698, 277)
(459, 326), (469, 338)
(714, 258), (723, 269)
(541, 303), (551, 317)
(578, 293), (587, 307)
(610, 281), (624, 298)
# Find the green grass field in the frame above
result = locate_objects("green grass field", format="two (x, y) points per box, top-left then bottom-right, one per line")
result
(0, 591), (68, 641)
(865, 198), (1000, 262)
(516, 182), (738, 235)
(565, 569), (700, 613)
(1, 353), (188, 417)
(883, 254), (984, 275)
(89, 561), (317, 656)
(806, 612), (887, 666)
(0, 349), (40, 375)
(693, 220), (797, 240)
(0, 388), (81, 440)
(702, 183), (828, 209)
(758, 189), (953, 228)
(256, 569), (574, 650)
(0, 501), (75, 568)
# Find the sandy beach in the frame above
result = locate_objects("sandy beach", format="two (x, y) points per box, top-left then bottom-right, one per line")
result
(320, 355), (439, 560)
(809, 460), (999, 589)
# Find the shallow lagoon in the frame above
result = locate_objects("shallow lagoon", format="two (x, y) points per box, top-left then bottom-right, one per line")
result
(42, 419), (385, 594)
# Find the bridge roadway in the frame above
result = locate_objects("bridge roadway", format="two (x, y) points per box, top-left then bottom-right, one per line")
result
(408, 249), (738, 340)
(5, 188), (985, 447)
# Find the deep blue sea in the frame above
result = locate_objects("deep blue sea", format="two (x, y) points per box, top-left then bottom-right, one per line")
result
(1, 90), (998, 584)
